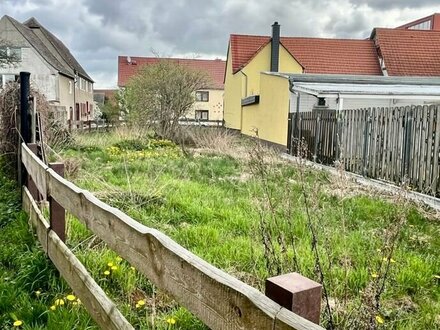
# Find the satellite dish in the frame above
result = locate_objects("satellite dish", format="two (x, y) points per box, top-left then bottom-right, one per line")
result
(127, 56), (132, 63)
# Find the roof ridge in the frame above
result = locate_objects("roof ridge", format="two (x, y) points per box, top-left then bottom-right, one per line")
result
(119, 56), (225, 62)
(4, 15), (74, 78)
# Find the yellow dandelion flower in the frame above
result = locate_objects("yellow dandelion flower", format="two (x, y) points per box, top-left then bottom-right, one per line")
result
(116, 257), (123, 262)
(135, 303), (140, 308)
(107, 262), (114, 267)
(55, 299), (64, 306)
(130, 266), (136, 271)
(13, 320), (23, 327)
(375, 315), (384, 324)
(371, 273), (379, 278)
(166, 317), (176, 325)
(66, 295), (76, 301)
(104, 270), (110, 276)
(137, 300), (145, 306)
(50, 305), (56, 311)
(111, 266), (118, 271)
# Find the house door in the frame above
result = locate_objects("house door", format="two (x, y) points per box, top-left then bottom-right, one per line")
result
(75, 103), (80, 121)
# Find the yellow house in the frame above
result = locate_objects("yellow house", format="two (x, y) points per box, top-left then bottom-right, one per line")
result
(224, 22), (383, 148)
(118, 57), (226, 125)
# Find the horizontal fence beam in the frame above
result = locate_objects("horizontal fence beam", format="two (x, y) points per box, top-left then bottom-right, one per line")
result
(21, 143), (48, 199)
(22, 186), (133, 330)
(18, 142), (323, 330)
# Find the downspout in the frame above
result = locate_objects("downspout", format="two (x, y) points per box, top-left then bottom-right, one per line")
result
(288, 80), (301, 154)
(240, 71), (248, 131)
(73, 70), (77, 122)
(240, 71), (248, 97)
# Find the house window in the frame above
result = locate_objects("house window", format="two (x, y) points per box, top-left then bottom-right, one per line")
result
(9, 48), (21, 61)
(408, 20), (431, 30)
(0, 47), (21, 62)
(317, 97), (326, 106)
(1, 74), (16, 88)
(195, 110), (209, 120)
(195, 91), (209, 102)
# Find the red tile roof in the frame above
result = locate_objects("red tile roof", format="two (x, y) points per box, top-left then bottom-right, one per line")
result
(118, 57), (226, 89)
(229, 35), (382, 76)
(374, 28), (440, 76)
(230, 34), (271, 73)
(281, 37), (382, 75)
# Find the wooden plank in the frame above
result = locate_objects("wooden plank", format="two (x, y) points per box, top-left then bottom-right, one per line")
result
(21, 143), (48, 198)
(386, 107), (397, 182)
(368, 108), (377, 178)
(389, 107), (397, 182)
(45, 170), (323, 330)
(425, 105), (435, 194)
(411, 107), (421, 186)
(419, 106), (428, 191)
(348, 109), (354, 172)
(23, 187), (49, 252)
(431, 106), (440, 195)
(23, 187), (133, 330)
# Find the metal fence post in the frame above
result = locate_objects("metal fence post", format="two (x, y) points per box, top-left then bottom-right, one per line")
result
(18, 72), (31, 188)
(313, 113), (321, 162)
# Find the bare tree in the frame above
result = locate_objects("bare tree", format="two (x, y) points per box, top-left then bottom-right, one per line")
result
(124, 59), (211, 141)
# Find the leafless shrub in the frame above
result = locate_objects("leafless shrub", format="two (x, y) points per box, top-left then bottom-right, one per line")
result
(249, 134), (410, 329)
(0, 82), (20, 172)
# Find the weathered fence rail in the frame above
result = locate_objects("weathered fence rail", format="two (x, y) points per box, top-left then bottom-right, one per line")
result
(22, 186), (133, 330)
(289, 105), (440, 196)
(21, 143), (323, 330)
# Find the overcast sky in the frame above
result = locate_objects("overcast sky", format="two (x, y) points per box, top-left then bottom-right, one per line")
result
(2, 0), (440, 88)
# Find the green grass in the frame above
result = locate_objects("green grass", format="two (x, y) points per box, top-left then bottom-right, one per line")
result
(0, 164), (98, 329)
(3, 129), (440, 329)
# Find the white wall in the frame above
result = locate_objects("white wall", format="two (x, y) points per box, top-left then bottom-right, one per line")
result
(290, 91), (440, 112)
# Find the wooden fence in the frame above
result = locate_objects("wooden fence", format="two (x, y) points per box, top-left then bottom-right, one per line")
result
(289, 105), (440, 196)
(21, 143), (323, 330)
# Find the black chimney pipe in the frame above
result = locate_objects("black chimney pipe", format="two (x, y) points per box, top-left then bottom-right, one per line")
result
(20, 71), (31, 144)
(271, 22), (280, 72)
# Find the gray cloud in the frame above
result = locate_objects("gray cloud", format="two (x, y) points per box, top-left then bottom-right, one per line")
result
(1, 0), (440, 87)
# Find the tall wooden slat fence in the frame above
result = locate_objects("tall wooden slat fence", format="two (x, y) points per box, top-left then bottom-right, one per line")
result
(21, 143), (323, 330)
(289, 105), (440, 196)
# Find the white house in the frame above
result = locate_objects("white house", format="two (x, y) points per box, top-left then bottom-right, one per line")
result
(0, 15), (94, 123)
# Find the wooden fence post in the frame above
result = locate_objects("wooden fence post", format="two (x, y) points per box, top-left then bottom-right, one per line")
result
(265, 272), (322, 325)
(27, 143), (40, 201)
(48, 162), (66, 242)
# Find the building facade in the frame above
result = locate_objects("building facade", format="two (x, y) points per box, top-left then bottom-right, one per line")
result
(0, 15), (94, 123)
